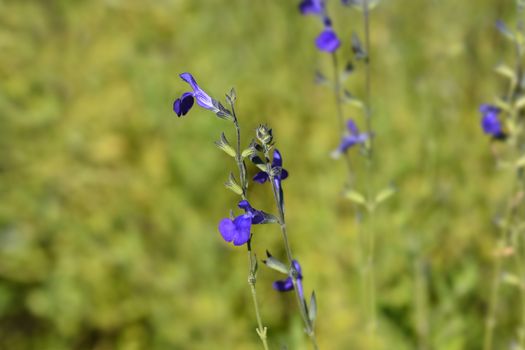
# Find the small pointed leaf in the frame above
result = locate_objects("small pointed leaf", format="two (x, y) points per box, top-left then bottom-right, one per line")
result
(344, 189), (367, 206)
(494, 64), (517, 82)
(374, 185), (397, 205)
(514, 96), (525, 111)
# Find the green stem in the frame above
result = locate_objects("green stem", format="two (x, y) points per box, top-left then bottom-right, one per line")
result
(483, 238), (503, 350)
(414, 255), (429, 350)
(361, 0), (378, 342)
(331, 53), (355, 184)
(230, 103), (270, 350)
(263, 144), (319, 350)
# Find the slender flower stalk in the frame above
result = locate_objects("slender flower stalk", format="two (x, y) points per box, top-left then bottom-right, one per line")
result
(361, 0), (378, 340)
(229, 100), (270, 350)
(300, 0), (389, 344)
(173, 75), (271, 349)
(482, 7), (525, 348)
(261, 142), (320, 350)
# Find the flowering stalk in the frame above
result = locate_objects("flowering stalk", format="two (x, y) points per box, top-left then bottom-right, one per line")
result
(361, 0), (378, 340)
(251, 126), (319, 350)
(481, 6), (525, 348)
(173, 75), (270, 349)
(298, 0), (390, 343)
(229, 99), (270, 350)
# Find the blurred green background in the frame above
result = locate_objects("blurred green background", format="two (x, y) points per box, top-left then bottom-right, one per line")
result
(0, 0), (520, 349)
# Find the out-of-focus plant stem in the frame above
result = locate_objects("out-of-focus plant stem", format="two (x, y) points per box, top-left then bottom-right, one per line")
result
(361, 0), (378, 343)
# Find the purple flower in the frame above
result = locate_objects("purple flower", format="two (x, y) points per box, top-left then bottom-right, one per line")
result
(238, 200), (266, 224)
(332, 119), (370, 157)
(480, 104), (506, 139)
(218, 200), (266, 246)
(173, 72), (219, 116)
(253, 149), (289, 185)
(315, 22), (341, 53)
(173, 92), (194, 117)
(299, 0), (324, 16)
(273, 260), (304, 301)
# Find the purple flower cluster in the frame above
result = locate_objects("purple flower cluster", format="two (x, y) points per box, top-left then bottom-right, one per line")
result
(299, 0), (341, 53)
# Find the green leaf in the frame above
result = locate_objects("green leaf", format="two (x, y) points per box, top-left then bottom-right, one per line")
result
(494, 63), (517, 82)
(374, 185), (396, 205)
(515, 96), (525, 111)
(344, 189), (367, 206)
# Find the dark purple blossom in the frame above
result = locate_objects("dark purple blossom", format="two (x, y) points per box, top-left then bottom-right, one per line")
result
(480, 104), (506, 139)
(299, 0), (324, 16)
(332, 119), (370, 157)
(315, 25), (341, 53)
(273, 260), (304, 300)
(173, 92), (194, 117)
(218, 200), (266, 246)
(253, 149), (289, 185)
(173, 72), (219, 116)
(238, 200), (266, 224)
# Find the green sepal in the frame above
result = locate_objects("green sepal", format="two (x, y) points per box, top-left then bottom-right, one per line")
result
(226, 87), (236, 105)
(308, 291), (317, 326)
(225, 173), (243, 195)
(215, 132), (236, 157)
(263, 251), (289, 275)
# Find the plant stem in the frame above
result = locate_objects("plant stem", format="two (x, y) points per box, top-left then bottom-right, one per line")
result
(414, 255), (429, 350)
(483, 238), (503, 350)
(331, 53), (355, 183)
(362, 0), (378, 342)
(230, 103), (270, 350)
(263, 144), (319, 350)
(248, 242), (270, 350)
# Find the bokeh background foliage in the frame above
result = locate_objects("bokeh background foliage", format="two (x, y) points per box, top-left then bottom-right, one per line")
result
(0, 0), (519, 349)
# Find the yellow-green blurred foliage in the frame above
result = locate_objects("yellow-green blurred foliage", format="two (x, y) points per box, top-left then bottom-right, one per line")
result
(0, 0), (519, 349)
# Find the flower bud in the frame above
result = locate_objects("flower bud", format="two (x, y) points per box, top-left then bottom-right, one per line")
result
(256, 124), (273, 145)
